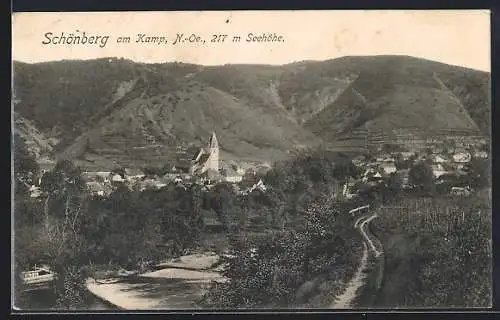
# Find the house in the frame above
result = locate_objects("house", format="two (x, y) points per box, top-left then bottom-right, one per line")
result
(453, 152), (471, 163)
(400, 152), (415, 161)
(456, 164), (467, 172)
(174, 176), (183, 183)
(352, 158), (365, 168)
(247, 179), (267, 193)
(342, 182), (358, 200)
(362, 169), (375, 182)
(138, 178), (158, 191)
(239, 178), (267, 195)
(87, 182), (106, 196)
(35, 170), (48, 187)
(433, 155), (449, 164)
(380, 162), (397, 175)
(450, 186), (471, 196)
(29, 185), (42, 198)
(111, 174), (125, 183)
(431, 164), (447, 178)
(125, 168), (145, 180)
(163, 160), (192, 181)
(84, 171), (112, 183)
(474, 151), (488, 159)
(399, 169), (410, 188)
(197, 171), (217, 185)
(223, 166), (243, 183)
(154, 181), (167, 189)
(255, 165), (271, 176)
(351, 154), (366, 166)
(376, 154), (394, 163)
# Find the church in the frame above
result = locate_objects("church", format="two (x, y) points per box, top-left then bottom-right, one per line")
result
(190, 132), (220, 179)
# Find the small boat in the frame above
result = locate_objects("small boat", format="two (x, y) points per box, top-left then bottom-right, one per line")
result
(21, 265), (56, 291)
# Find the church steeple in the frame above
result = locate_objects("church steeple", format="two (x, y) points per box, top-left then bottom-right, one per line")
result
(209, 132), (218, 149)
(207, 132), (219, 176)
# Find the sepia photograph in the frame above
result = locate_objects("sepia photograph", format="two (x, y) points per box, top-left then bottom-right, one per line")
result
(11, 10), (491, 311)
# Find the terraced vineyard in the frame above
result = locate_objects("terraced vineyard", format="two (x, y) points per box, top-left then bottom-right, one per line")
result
(370, 192), (491, 308)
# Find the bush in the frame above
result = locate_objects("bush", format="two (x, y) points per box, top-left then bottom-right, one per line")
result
(202, 196), (364, 308)
(372, 194), (491, 307)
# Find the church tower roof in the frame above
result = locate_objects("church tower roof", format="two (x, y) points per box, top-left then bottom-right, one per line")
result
(209, 132), (218, 149)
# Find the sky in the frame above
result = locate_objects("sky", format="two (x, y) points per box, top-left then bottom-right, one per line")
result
(12, 10), (491, 72)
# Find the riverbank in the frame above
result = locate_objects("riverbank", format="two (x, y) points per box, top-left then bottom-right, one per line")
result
(86, 253), (228, 310)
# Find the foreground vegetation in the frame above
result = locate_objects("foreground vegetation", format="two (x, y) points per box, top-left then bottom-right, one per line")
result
(201, 199), (363, 308)
(198, 151), (366, 308)
(370, 192), (491, 308)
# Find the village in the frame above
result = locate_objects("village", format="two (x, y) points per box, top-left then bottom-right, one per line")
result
(344, 132), (489, 199)
(26, 130), (489, 203)
(29, 132), (270, 200)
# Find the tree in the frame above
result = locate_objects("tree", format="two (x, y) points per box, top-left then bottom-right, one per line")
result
(30, 160), (89, 309)
(409, 162), (435, 194)
(41, 161), (86, 260)
(143, 166), (162, 177)
(386, 172), (403, 196)
(383, 143), (401, 154)
(13, 134), (43, 227)
(479, 142), (490, 153)
(463, 158), (490, 189)
(13, 135), (44, 307)
(394, 153), (410, 170)
(363, 150), (376, 163)
(209, 183), (240, 234)
(13, 133), (39, 196)
(111, 167), (126, 179)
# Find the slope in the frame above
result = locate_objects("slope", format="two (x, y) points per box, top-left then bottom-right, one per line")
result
(12, 55), (490, 168)
(303, 56), (488, 138)
(56, 81), (320, 167)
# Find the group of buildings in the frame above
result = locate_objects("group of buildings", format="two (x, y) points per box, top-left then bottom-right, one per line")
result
(343, 139), (489, 199)
(82, 132), (269, 197)
(26, 129), (489, 201)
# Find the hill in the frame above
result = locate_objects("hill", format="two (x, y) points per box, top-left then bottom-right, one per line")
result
(12, 56), (490, 168)
(13, 112), (57, 159)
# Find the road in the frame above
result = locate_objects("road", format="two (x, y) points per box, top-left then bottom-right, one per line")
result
(331, 209), (382, 308)
(358, 214), (382, 258)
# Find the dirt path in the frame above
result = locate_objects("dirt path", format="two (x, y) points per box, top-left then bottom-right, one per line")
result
(330, 213), (381, 308)
(330, 242), (369, 308)
(360, 214), (382, 257)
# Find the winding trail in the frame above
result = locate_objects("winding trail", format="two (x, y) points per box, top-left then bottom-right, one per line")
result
(330, 211), (382, 309)
(360, 214), (382, 258)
